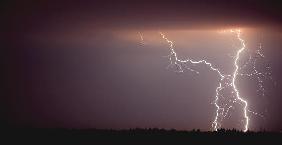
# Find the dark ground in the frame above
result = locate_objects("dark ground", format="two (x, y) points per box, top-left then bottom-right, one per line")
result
(2, 127), (282, 145)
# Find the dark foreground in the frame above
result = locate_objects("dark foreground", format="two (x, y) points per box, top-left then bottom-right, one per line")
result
(2, 128), (282, 145)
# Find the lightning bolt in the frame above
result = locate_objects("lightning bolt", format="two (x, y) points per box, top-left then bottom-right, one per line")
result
(130, 29), (274, 132)
(237, 41), (275, 122)
(239, 42), (274, 97)
(159, 29), (262, 132)
(230, 29), (249, 132)
(159, 31), (228, 131)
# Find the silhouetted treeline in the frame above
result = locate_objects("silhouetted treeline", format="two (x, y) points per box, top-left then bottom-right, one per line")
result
(2, 127), (282, 145)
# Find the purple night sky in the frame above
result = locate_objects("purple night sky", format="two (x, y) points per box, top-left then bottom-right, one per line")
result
(2, 0), (282, 131)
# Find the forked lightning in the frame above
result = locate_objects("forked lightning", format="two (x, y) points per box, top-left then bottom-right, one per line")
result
(159, 29), (267, 132)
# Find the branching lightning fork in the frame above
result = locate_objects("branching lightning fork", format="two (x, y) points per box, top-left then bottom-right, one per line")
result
(159, 29), (268, 132)
(133, 29), (272, 131)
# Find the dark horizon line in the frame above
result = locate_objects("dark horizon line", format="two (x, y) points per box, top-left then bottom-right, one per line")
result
(4, 127), (281, 133)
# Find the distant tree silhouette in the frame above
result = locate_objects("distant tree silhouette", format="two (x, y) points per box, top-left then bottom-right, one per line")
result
(2, 127), (282, 145)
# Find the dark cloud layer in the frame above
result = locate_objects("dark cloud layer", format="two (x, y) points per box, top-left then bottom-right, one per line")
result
(2, 0), (282, 31)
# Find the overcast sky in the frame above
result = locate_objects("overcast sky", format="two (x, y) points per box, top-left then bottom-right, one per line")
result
(2, 0), (282, 131)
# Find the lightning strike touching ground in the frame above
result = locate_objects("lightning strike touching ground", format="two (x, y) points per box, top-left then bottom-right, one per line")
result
(230, 29), (249, 132)
(159, 31), (228, 131)
(158, 29), (272, 132)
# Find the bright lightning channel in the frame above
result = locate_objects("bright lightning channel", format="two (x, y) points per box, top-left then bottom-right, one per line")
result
(230, 29), (249, 132)
(159, 30), (251, 132)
